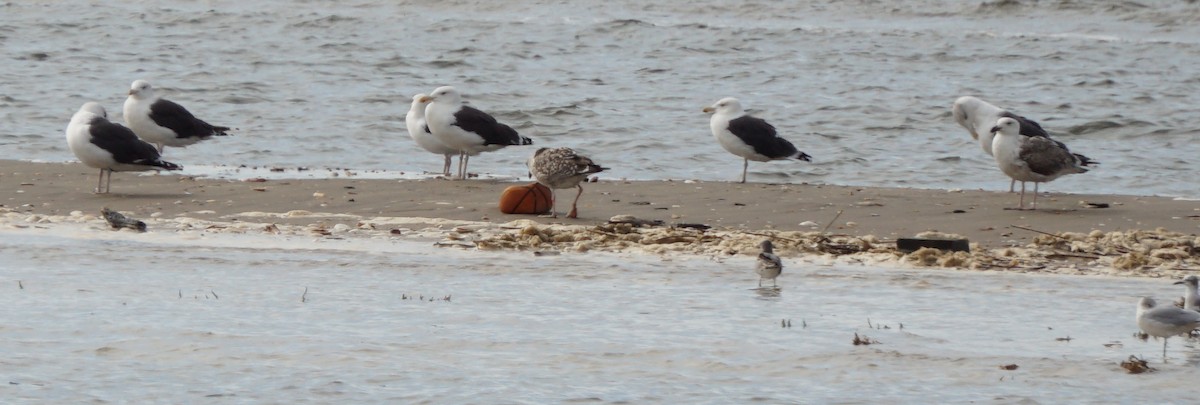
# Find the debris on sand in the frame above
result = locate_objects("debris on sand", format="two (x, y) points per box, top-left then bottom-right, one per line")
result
(1120, 355), (1152, 374)
(852, 333), (879, 346)
(7, 208), (1197, 278)
(101, 207), (146, 232)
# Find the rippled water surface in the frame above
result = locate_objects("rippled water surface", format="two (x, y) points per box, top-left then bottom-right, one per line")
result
(2, 0), (1199, 196)
(3, 226), (1200, 402)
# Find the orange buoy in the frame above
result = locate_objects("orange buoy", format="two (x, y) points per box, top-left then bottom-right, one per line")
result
(499, 182), (553, 214)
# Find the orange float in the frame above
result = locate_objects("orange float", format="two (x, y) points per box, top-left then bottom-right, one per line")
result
(498, 182), (553, 215)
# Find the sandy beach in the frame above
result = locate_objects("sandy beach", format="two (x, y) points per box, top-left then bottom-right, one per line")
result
(3, 160), (1197, 276)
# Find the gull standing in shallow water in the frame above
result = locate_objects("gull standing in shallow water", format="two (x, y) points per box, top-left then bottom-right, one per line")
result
(704, 97), (811, 183)
(66, 102), (182, 193)
(406, 93), (456, 176)
(989, 117), (1093, 210)
(123, 80), (232, 153)
(1136, 296), (1200, 361)
(528, 147), (607, 219)
(1175, 275), (1200, 311)
(952, 96), (1096, 192)
(756, 240), (783, 288)
(422, 86), (533, 180)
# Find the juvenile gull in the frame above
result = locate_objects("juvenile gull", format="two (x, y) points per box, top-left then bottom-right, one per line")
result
(1174, 275), (1200, 311)
(703, 97), (811, 183)
(756, 240), (783, 288)
(421, 86), (533, 180)
(406, 93), (456, 176)
(123, 80), (231, 153)
(951, 96), (1095, 191)
(66, 102), (182, 194)
(527, 147), (607, 219)
(989, 117), (1091, 210)
(1136, 296), (1200, 360)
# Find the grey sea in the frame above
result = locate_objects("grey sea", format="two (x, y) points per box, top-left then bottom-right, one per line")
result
(4, 1), (1200, 402)
(2, 0), (1199, 197)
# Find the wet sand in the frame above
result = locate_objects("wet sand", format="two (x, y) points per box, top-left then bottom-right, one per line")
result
(2, 160), (1195, 249)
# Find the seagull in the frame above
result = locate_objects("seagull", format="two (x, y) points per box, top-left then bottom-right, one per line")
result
(704, 97), (811, 183)
(756, 240), (783, 288)
(989, 117), (1092, 210)
(952, 96), (1096, 192)
(123, 80), (231, 153)
(406, 93), (456, 176)
(1175, 275), (1200, 311)
(421, 86), (533, 180)
(65, 102), (182, 194)
(527, 147), (608, 219)
(1136, 296), (1200, 361)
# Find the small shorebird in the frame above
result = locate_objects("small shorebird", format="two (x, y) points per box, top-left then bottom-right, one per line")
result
(703, 97), (811, 183)
(989, 117), (1093, 210)
(1136, 296), (1200, 361)
(123, 80), (231, 153)
(66, 102), (182, 193)
(1175, 275), (1200, 311)
(756, 240), (783, 288)
(406, 93), (456, 176)
(422, 86), (533, 180)
(528, 147), (607, 218)
(952, 96), (1096, 192)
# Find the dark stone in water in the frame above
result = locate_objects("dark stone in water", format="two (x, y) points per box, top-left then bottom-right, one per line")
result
(896, 238), (969, 253)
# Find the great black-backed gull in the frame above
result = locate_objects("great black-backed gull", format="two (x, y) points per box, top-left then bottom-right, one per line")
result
(421, 86), (533, 180)
(123, 80), (231, 153)
(527, 147), (607, 218)
(1136, 296), (1200, 360)
(406, 93), (456, 176)
(952, 96), (1096, 192)
(66, 102), (182, 193)
(756, 240), (783, 288)
(703, 97), (811, 183)
(989, 117), (1091, 210)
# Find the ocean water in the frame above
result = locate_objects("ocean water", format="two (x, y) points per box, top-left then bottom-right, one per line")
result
(1, 0), (1198, 197)
(2, 224), (1199, 403)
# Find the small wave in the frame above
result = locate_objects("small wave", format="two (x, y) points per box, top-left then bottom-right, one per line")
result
(289, 15), (361, 28)
(427, 59), (471, 68)
(1066, 120), (1122, 135)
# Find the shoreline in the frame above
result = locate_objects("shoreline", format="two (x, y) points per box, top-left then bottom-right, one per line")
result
(2, 160), (1197, 276)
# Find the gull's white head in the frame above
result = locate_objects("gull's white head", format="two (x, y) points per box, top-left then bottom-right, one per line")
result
(78, 102), (107, 118)
(410, 93), (430, 113)
(703, 97), (744, 116)
(128, 80), (155, 99)
(422, 86), (461, 104)
(952, 96), (983, 137)
(1175, 275), (1200, 289)
(990, 116), (1020, 137)
(1138, 296), (1156, 311)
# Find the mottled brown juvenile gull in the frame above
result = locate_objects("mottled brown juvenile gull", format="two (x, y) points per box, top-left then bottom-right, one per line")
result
(406, 93), (456, 176)
(989, 117), (1091, 210)
(66, 102), (182, 194)
(1136, 296), (1200, 361)
(123, 80), (231, 153)
(527, 147), (607, 219)
(422, 86), (533, 180)
(756, 240), (783, 288)
(952, 96), (1096, 192)
(703, 97), (811, 183)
